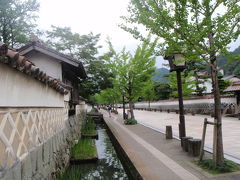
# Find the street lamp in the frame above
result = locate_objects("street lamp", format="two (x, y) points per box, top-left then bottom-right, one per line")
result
(164, 52), (186, 140)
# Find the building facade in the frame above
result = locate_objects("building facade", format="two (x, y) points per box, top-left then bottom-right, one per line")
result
(0, 41), (87, 179)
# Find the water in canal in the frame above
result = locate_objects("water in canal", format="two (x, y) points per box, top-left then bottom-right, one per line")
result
(61, 124), (129, 180)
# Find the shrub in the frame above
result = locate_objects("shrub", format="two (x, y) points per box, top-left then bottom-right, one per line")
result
(197, 159), (240, 174)
(81, 116), (96, 135)
(71, 138), (97, 160)
(124, 118), (137, 125)
(57, 166), (82, 180)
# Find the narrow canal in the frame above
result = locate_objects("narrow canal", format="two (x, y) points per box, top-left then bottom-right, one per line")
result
(60, 123), (130, 179)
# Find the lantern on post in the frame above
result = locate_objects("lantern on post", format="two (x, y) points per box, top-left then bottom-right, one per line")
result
(164, 51), (186, 143)
(165, 52), (186, 72)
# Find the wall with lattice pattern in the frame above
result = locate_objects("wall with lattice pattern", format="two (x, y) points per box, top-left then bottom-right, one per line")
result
(0, 107), (68, 170)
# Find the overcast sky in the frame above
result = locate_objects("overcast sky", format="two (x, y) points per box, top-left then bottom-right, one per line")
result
(37, 0), (239, 68)
(37, 0), (166, 67)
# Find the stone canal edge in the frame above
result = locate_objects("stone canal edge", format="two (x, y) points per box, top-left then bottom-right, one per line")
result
(103, 112), (200, 180)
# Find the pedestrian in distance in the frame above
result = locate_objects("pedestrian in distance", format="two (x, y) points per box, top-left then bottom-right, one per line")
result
(107, 105), (112, 117)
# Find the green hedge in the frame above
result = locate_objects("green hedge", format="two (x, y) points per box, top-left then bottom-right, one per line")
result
(71, 138), (97, 160)
(124, 118), (137, 125)
(197, 159), (240, 174)
(81, 116), (97, 135)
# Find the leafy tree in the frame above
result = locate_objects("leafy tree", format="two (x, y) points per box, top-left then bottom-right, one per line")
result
(194, 73), (207, 96)
(185, 62), (207, 96)
(141, 81), (155, 108)
(0, 0), (39, 47)
(122, 0), (240, 166)
(95, 88), (121, 108)
(218, 46), (240, 75)
(88, 95), (97, 106)
(46, 26), (114, 100)
(108, 38), (157, 119)
(218, 75), (230, 94)
(154, 82), (171, 100)
(168, 71), (195, 98)
(46, 26), (101, 60)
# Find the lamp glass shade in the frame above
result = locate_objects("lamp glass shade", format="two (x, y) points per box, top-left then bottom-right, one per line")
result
(168, 58), (174, 71)
(174, 53), (185, 67)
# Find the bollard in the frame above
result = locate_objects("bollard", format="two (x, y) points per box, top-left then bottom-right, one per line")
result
(181, 136), (193, 152)
(188, 139), (201, 157)
(166, 126), (173, 139)
(191, 111), (195, 116)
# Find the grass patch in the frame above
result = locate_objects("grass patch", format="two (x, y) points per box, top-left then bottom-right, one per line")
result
(197, 159), (240, 174)
(81, 116), (97, 135)
(124, 118), (137, 125)
(71, 138), (97, 160)
(57, 166), (82, 180)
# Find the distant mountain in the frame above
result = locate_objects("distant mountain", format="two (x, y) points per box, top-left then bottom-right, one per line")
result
(217, 46), (240, 75)
(152, 67), (169, 82)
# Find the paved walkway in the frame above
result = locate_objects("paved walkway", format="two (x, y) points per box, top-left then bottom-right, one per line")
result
(119, 109), (240, 162)
(101, 110), (240, 180)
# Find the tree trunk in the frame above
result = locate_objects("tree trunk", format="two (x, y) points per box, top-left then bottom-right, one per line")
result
(129, 101), (135, 119)
(210, 56), (224, 166)
(148, 100), (150, 108)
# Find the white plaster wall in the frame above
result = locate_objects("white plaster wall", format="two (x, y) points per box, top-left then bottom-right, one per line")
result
(201, 79), (212, 94)
(0, 64), (64, 107)
(135, 96), (236, 107)
(64, 91), (70, 102)
(189, 77), (212, 94)
(27, 52), (62, 80)
(135, 97), (236, 107)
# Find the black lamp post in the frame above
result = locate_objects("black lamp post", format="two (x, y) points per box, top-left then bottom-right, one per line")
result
(122, 95), (127, 119)
(164, 52), (186, 140)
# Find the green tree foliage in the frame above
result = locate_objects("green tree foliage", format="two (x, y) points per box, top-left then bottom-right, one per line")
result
(95, 88), (121, 106)
(185, 62), (207, 96)
(107, 38), (157, 119)
(154, 82), (171, 100)
(122, 0), (240, 166)
(218, 75), (230, 94)
(46, 26), (100, 60)
(0, 0), (39, 47)
(218, 46), (240, 75)
(141, 81), (155, 107)
(168, 71), (195, 98)
(46, 26), (114, 100)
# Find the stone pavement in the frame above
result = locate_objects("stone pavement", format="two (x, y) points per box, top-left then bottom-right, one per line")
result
(101, 110), (240, 180)
(122, 110), (240, 163)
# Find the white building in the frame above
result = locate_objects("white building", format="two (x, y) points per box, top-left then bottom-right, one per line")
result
(19, 40), (87, 107)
